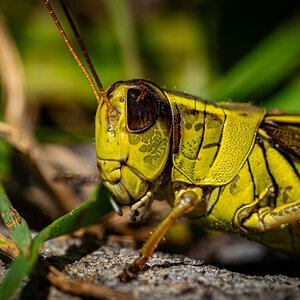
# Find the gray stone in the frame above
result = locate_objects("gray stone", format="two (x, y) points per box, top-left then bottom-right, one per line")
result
(1, 235), (299, 300)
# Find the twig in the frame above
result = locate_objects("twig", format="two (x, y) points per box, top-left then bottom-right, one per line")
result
(0, 121), (33, 155)
(47, 265), (136, 300)
(0, 14), (26, 130)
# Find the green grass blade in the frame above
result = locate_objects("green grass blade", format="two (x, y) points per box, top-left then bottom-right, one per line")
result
(0, 184), (112, 299)
(0, 182), (32, 299)
(104, 0), (143, 78)
(0, 232), (19, 258)
(33, 184), (112, 246)
(210, 15), (300, 101)
(264, 76), (300, 112)
(0, 183), (31, 253)
(0, 255), (34, 300)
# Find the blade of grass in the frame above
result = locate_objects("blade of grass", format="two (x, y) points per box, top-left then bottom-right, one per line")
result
(210, 15), (300, 101)
(264, 75), (300, 112)
(0, 183), (31, 254)
(33, 184), (112, 244)
(0, 232), (19, 258)
(104, 0), (143, 78)
(0, 182), (32, 299)
(0, 184), (112, 299)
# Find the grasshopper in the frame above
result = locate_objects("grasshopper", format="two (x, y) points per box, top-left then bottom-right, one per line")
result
(44, 0), (300, 281)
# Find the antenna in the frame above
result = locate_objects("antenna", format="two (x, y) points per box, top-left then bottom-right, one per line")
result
(44, 0), (110, 107)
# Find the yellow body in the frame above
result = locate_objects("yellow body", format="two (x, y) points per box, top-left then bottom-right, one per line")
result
(96, 79), (300, 256)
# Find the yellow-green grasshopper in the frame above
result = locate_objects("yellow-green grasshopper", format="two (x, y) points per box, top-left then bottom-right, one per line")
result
(45, 0), (300, 281)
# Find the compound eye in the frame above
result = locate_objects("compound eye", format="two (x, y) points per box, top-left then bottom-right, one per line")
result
(126, 88), (158, 132)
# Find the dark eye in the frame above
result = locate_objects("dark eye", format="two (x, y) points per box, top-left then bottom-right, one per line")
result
(126, 88), (158, 132)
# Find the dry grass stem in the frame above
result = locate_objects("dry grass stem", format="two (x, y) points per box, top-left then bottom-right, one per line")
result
(47, 265), (136, 300)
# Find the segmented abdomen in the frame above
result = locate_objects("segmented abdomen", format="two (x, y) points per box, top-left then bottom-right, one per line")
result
(199, 126), (300, 255)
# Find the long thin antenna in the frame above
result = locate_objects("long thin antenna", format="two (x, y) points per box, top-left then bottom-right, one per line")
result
(44, 0), (104, 104)
(58, 0), (110, 107)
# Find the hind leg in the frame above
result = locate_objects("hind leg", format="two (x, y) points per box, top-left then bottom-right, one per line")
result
(238, 200), (300, 232)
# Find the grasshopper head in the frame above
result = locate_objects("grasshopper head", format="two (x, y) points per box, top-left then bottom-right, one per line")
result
(95, 80), (172, 206)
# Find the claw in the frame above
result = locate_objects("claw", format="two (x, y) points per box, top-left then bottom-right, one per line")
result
(118, 255), (149, 282)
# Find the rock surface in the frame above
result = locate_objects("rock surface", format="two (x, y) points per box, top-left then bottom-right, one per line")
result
(1, 235), (300, 300)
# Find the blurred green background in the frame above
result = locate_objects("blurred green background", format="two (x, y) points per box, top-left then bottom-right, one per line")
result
(0, 0), (300, 163)
(1, 0), (300, 104)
